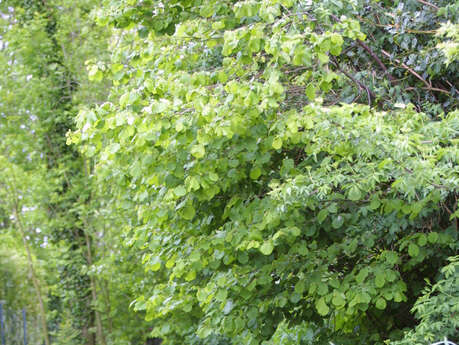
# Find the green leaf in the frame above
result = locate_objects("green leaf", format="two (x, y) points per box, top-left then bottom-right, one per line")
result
(317, 52), (329, 64)
(183, 302), (193, 313)
(394, 291), (404, 303)
(181, 204), (196, 220)
(209, 172), (219, 182)
(332, 215), (344, 229)
(316, 297), (330, 316)
(332, 292), (345, 307)
(428, 232), (438, 243)
(197, 326), (212, 338)
(250, 167), (262, 180)
(166, 257), (175, 269)
(375, 297), (387, 310)
(272, 137), (283, 150)
(297, 244), (308, 256)
(191, 144), (206, 158)
(294, 280), (305, 294)
(149, 258), (161, 272)
(188, 176), (200, 191)
(217, 70), (228, 83)
(330, 33), (344, 45)
(305, 84), (316, 101)
(356, 268), (369, 284)
(119, 92), (129, 107)
(175, 121), (185, 132)
(212, 21), (225, 30)
(375, 272), (385, 288)
(290, 226), (301, 237)
(418, 234), (427, 246)
(260, 241), (274, 255)
(190, 250), (201, 262)
(317, 283), (328, 296)
(330, 44), (342, 56)
(248, 38), (261, 53)
(317, 209), (328, 223)
(290, 292), (302, 303)
(385, 251), (399, 266)
(216, 289), (228, 302)
(185, 270), (196, 281)
(408, 243), (419, 257)
(369, 198), (380, 210)
(328, 203), (338, 213)
(174, 185), (187, 197)
(217, 276), (227, 287)
(304, 117), (314, 129)
(88, 65), (103, 82)
(348, 185), (361, 201)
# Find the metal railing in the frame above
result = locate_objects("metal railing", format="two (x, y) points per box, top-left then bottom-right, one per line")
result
(0, 301), (42, 345)
(330, 339), (457, 345)
(430, 339), (457, 345)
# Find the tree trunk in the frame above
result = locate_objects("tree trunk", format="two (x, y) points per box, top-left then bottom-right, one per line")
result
(83, 229), (107, 345)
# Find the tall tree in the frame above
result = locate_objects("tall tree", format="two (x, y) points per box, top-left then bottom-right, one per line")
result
(0, 1), (110, 344)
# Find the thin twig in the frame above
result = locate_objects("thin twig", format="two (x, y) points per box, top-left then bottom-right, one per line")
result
(330, 56), (374, 106)
(381, 50), (452, 95)
(405, 86), (452, 95)
(416, 0), (439, 10)
(381, 50), (431, 88)
(357, 40), (397, 83)
(356, 15), (437, 34)
(329, 14), (396, 84)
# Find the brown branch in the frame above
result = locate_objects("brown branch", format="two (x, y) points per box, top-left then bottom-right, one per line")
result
(356, 16), (437, 34)
(416, 0), (439, 10)
(283, 66), (309, 74)
(405, 86), (452, 95)
(357, 40), (397, 83)
(431, 183), (448, 189)
(381, 50), (452, 95)
(425, 87), (453, 95)
(329, 14), (397, 84)
(381, 50), (431, 88)
(330, 56), (375, 106)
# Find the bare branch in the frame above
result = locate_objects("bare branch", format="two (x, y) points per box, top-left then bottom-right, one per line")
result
(357, 40), (397, 83)
(381, 50), (453, 95)
(330, 56), (375, 106)
(416, 0), (439, 10)
(329, 14), (396, 84)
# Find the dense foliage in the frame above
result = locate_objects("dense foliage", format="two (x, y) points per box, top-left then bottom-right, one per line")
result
(1, 0), (458, 344)
(0, 1), (147, 344)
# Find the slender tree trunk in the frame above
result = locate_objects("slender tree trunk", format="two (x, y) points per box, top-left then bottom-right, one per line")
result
(81, 158), (107, 345)
(102, 279), (113, 334)
(13, 204), (51, 345)
(83, 229), (107, 345)
(82, 324), (93, 345)
(101, 221), (113, 334)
